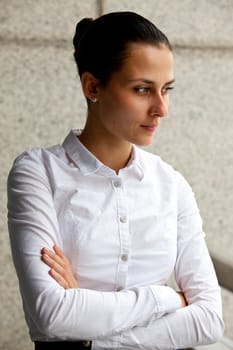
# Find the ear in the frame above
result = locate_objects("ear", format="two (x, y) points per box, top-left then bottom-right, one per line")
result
(81, 72), (100, 102)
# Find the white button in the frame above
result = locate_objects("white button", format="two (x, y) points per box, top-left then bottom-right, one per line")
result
(121, 254), (128, 261)
(116, 286), (123, 291)
(120, 216), (127, 223)
(113, 180), (122, 187)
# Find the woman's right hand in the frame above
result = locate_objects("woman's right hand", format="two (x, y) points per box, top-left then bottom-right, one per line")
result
(41, 244), (79, 289)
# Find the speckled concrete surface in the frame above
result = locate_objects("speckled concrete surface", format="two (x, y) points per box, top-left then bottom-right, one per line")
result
(1, 1), (232, 349)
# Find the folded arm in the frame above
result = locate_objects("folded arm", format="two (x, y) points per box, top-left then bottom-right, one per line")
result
(41, 222), (224, 348)
(115, 175), (224, 349)
(118, 232), (224, 349)
(40, 174), (224, 348)
(7, 150), (182, 340)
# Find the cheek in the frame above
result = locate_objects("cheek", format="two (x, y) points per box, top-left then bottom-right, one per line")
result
(101, 94), (132, 121)
(99, 89), (145, 131)
(108, 92), (131, 110)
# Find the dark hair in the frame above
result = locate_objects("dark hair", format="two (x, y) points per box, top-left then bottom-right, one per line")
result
(73, 11), (172, 86)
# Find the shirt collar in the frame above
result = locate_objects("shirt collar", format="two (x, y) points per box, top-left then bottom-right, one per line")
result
(62, 129), (144, 179)
(123, 145), (144, 180)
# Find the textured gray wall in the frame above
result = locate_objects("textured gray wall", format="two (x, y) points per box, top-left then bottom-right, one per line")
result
(1, 1), (232, 349)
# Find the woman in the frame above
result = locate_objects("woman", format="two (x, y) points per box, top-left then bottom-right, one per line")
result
(7, 11), (224, 349)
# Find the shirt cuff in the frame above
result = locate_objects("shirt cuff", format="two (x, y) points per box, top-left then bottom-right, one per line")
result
(151, 285), (182, 314)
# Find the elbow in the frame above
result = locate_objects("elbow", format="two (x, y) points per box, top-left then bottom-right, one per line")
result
(209, 315), (225, 343)
(36, 312), (77, 339)
(34, 289), (96, 339)
(35, 309), (67, 338)
(188, 301), (225, 346)
(199, 306), (225, 345)
(37, 317), (64, 338)
(34, 289), (75, 339)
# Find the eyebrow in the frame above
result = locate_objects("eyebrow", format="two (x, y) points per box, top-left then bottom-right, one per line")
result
(128, 78), (175, 85)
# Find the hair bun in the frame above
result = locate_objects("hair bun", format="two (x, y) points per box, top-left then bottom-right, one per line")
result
(73, 18), (94, 48)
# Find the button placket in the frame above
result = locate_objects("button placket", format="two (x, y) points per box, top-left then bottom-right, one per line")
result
(112, 177), (130, 291)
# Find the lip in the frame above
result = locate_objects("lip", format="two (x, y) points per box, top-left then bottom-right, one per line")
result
(141, 124), (158, 132)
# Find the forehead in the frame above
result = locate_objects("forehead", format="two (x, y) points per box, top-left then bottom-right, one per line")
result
(117, 43), (174, 83)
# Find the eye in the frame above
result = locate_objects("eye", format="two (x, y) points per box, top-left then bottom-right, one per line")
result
(134, 86), (150, 95)
(162, 86), (174, 95)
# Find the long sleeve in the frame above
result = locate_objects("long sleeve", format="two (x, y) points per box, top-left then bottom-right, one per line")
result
(117, 239), (224, 349)
(8, 138), (224, 348)
(7, 150), (182, 341)
(109, 175), (224, 349)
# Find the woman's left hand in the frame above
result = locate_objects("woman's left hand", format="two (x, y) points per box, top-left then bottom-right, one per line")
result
(41, 244), (79, 289)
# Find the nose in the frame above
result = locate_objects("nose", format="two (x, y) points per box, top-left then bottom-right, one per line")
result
(149, 92), (168, 118)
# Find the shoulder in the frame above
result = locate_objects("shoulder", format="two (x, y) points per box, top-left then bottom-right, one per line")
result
(136, 147), (194, 195)
(11, 144), (63, 168)
(137, 147), (199, 212)
(137, 147), (181, 181)
(8, 144), (65, 186)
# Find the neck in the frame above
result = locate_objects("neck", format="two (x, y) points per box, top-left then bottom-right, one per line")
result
(79, 123), (133, 174)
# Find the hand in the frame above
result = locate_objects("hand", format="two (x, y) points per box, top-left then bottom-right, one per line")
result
(176, 291), (188, 308)
(41, 244), (79, 289)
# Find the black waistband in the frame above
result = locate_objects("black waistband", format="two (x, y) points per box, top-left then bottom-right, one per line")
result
(34, 340), (92, 349)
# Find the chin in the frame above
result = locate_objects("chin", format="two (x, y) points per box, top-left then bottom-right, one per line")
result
(134, 137), (153, 147)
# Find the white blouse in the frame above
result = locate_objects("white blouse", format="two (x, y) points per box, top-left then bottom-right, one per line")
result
(7, 129), (224, 349)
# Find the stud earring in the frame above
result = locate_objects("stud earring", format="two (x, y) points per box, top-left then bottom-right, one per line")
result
(91, 97), (97, 103)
